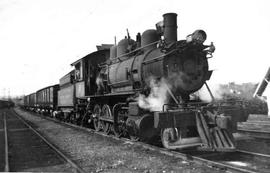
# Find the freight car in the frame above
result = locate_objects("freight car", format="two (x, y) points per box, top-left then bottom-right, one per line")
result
(23, 92), (36, 111)
(36, 84), (59, 115)
(23, 13), (247, 151)
(23, 94), (28, 109)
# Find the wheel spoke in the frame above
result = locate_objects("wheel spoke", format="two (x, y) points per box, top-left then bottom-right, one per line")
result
(101, 104), (112, 134)
(93, 104), (101, 131)
(81, 113), (91, 127)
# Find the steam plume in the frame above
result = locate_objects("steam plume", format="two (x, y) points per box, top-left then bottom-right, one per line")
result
(137, 78), (170, 111)
(197, 84), (223, 102)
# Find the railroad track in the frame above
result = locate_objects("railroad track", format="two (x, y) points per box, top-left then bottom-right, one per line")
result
(19, 108), (270, 173)
(178, 149), (270, 173)
(0, 108), (86, 172)
(237, 128), (270, 139)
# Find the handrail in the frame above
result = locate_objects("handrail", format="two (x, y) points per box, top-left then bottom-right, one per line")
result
(161, 100), (244, 112)
(111, 41), (159, 61)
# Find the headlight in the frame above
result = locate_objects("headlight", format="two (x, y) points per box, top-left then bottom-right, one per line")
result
(186, 30), (207, 44)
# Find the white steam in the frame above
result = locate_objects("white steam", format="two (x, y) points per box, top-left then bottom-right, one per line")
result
(137, 78), (170, 111)
(197, 84), (222, 102)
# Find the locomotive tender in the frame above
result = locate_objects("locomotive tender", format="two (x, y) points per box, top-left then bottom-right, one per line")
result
(23, 13), (246, 151)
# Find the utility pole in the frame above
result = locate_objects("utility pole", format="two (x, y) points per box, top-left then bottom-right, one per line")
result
(254, 67), (270, 116)
(254, 67), (270, 98)
(8, 88), (10, 99)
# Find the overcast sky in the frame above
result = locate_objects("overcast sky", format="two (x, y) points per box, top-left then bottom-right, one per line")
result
(0, 0), (269, 97)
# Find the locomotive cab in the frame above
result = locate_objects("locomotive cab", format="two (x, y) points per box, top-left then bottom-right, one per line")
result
(70, 45), (112, 96)
(56, 45), (111, 123)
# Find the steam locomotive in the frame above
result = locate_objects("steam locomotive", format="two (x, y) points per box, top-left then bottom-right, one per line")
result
(23, 13), (246, 151)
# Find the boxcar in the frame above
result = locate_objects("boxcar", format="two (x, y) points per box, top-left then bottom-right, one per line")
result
(29, 92), (36, 111)
(36, 84), (59, 115)
(23, 94), (30, 109)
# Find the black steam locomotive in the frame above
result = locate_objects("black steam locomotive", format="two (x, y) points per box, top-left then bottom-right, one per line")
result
(23, 13), (246, 151)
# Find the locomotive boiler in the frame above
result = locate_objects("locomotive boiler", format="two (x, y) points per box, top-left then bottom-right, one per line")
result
(107, 13), (212, 100)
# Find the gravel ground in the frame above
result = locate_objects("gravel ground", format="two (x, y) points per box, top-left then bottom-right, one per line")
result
(0, 131), (4, 171)
(0, 108), (73, 172)
(0, 110), (7, 170)
(14, 108), (223, 173)
(235, 133), (270, 155)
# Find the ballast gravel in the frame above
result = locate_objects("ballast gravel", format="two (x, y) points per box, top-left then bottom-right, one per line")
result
(15, 108), (222, 173)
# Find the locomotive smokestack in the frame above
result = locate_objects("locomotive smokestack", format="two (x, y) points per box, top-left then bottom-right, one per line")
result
(163, 13), (177, 43)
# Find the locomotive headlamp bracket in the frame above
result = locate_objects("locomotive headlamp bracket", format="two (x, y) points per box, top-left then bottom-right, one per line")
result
(204, 42), (215, 58)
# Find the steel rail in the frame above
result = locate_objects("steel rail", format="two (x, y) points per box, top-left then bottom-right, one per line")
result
(17, 108), (268, 173)
(237, 128), (270, 139)
(237, 149), (270, 158)
(12, 110), (87, 173)
(4, 112), (10, 172)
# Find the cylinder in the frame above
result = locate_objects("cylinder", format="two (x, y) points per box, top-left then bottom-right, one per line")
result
(163, 13), (177, 43)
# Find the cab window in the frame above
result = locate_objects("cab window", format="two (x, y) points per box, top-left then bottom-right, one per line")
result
(75, 62), (82, 81)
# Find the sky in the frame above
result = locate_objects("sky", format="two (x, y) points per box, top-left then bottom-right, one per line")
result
(0, 0), (269, 97)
